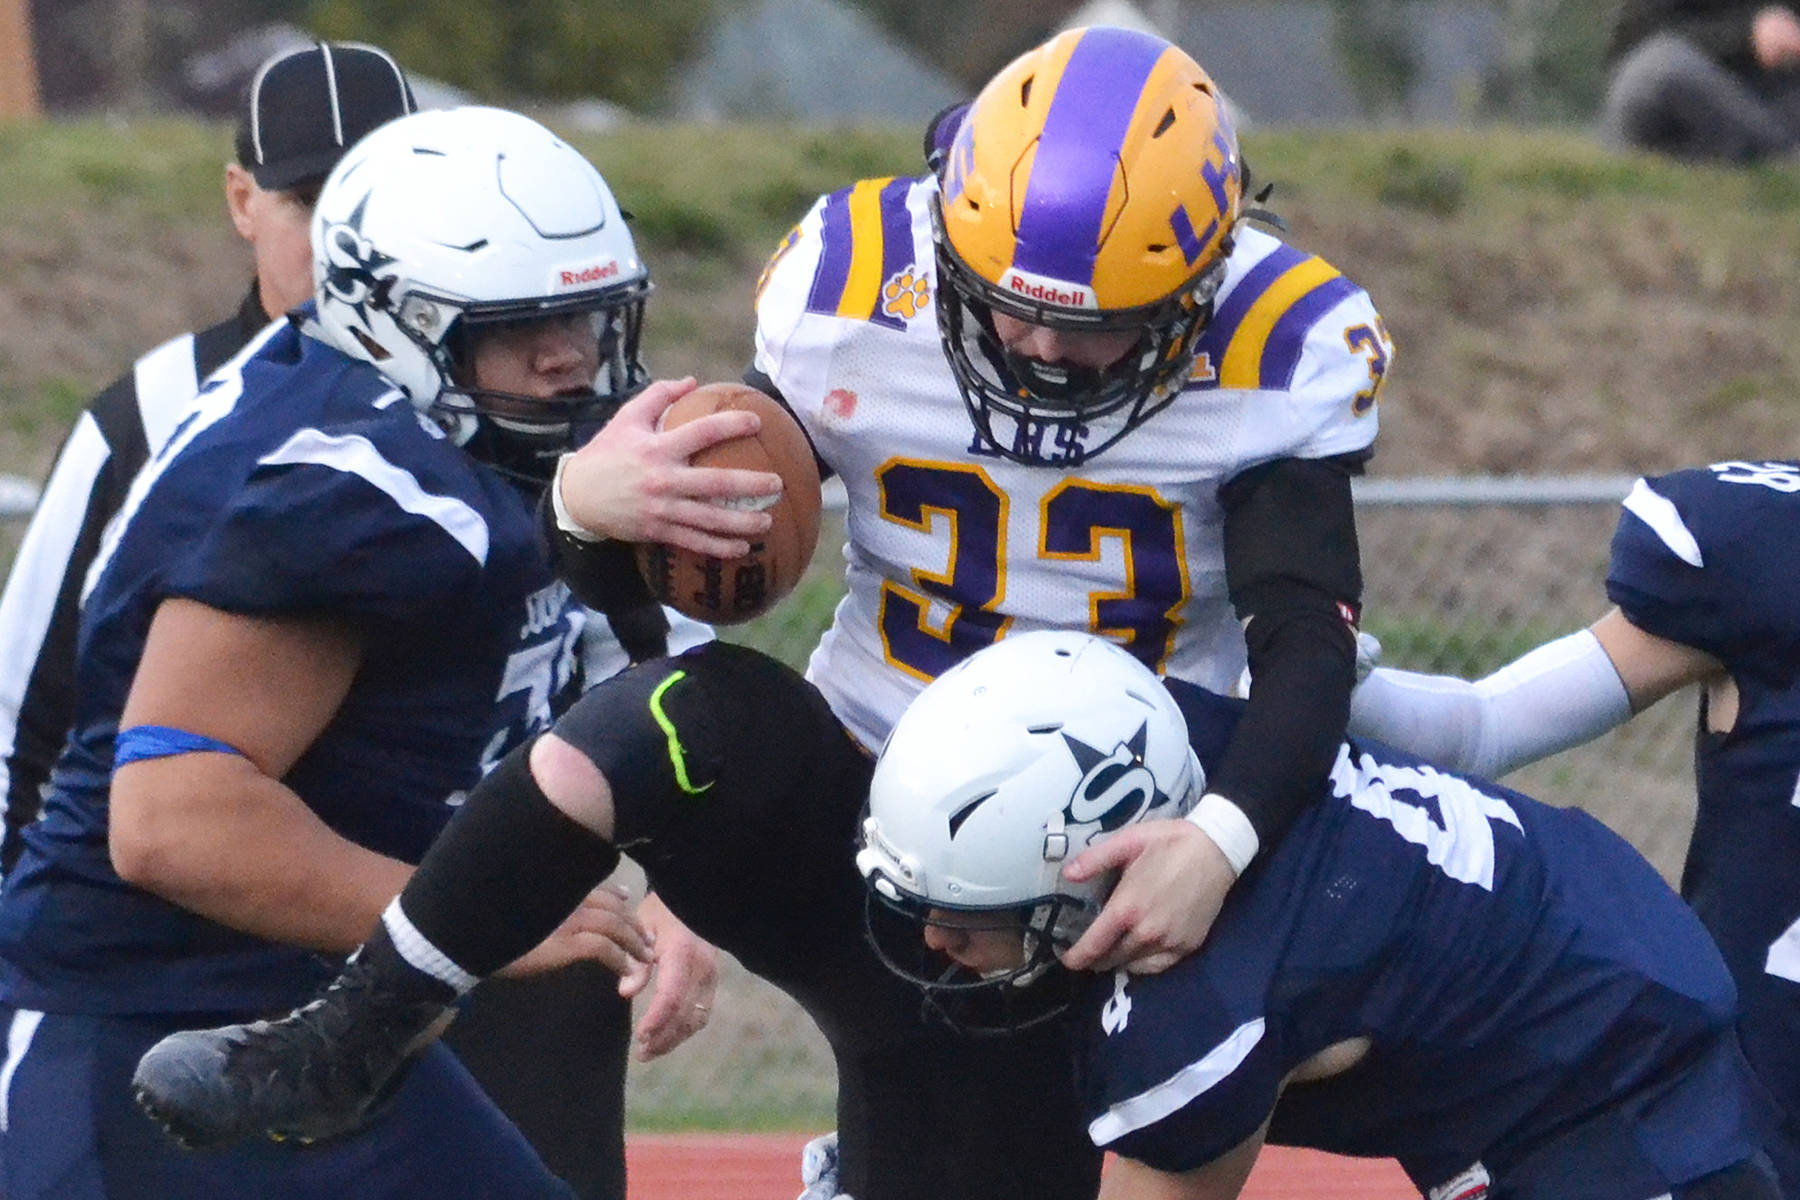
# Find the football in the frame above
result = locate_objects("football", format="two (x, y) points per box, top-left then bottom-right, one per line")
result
(635, 383), (823, 625)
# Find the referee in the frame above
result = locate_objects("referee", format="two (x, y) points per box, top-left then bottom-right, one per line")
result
(0, 41), (415, 877)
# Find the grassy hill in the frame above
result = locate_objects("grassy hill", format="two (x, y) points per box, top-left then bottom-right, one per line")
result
(6, 118), (1800, 485)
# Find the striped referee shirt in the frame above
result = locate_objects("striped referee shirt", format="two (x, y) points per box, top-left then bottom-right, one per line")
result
(0, 285), (271, 875)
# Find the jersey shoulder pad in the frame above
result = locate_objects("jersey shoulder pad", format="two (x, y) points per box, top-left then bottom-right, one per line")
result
(755, 176), (935, 356)
(1606, 462), (1800, 666)
(1190, 227), (1385, 399)
(166, 409), (505, 622)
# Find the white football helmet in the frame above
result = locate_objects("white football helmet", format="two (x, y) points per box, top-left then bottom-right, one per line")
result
(857, 630), (1202, 1031)
(309, 105), (651, 485)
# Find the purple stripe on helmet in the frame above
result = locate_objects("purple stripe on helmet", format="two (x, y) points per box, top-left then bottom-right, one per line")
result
(805, 187), (856, 316)
(1012, 28), (1167, 289)
(1187, 242), (1307, 388)
(871, 177), (918, 329)
(1259, 274), (1359, 389)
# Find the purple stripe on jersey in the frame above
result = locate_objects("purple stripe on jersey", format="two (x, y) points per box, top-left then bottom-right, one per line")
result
(805, 187), (856, 315)
(871, 177), (918, 329)
(1188, 242), (1307, 388)
(1012, 28), (1166, 286)
(1259, 274), (1359, 390)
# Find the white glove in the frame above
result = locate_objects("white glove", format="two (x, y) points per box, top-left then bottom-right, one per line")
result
(1235, 629), (1383, 698)
(797, 1130), (850, 1200)
(1354, 629), (1383, 686)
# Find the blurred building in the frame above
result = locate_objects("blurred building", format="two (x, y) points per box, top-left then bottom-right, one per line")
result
(1176, 0), (1504, 125)
(22, 0), (1512, 127)
(674, 0), (964, 123)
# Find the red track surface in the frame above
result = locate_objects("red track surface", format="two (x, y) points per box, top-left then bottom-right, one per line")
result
(625, 1134), (1417, 1199)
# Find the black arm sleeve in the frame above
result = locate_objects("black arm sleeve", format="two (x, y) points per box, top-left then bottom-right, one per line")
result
(1211, 454), (1365, 850)
(536, 491), (671, 664)
(742, 365), (835, 483)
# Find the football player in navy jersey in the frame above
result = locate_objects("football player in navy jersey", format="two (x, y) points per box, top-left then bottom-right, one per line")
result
(0, 106), (775, 1200)
(1347, 460), (1800, 1196)
(852, 632), (1781, 1200)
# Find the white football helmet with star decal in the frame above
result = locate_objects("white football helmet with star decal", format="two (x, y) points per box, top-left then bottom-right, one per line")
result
(310, 105), (651, 485)
(857, 630), (1201, 1027)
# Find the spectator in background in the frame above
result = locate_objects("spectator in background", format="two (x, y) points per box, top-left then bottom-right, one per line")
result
(0, 45), (699, 1200)
(1601, 0), (1800, 160)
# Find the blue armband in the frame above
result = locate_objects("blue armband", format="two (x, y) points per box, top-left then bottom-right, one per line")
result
(114, 725), (245, 769)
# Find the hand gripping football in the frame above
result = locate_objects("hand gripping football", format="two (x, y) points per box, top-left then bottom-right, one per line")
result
(635, 383), (822, 625)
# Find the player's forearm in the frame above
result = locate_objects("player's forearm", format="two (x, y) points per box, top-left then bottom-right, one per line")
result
(110, 755), (410, 953)
(1209, 605), (1357, 850)
(1347, 628), (1633, 778)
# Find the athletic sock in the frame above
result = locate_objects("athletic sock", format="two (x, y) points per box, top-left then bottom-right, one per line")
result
(392, 738), (622, 980)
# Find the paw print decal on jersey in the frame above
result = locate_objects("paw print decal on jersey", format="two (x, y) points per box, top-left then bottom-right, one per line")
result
(882, 270), (931, 321)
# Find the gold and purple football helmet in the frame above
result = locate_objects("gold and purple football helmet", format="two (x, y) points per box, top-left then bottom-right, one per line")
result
(932, 27), (1244, 465)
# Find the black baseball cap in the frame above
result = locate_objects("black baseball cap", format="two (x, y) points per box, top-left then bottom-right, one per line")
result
(234, 42), (417, 193)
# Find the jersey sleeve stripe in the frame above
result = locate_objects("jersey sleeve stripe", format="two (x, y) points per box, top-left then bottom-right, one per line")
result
(837, 177), (899, 323)
(1257, 273), (1361, 391)
(1190, 242), (1306, 389)
(869, 177), (919, 330)
(805, 188), (857, 316)
(258, 429), (492, 566)
(1087, 1016), (1267, 1146)
(1218, 257), (1343, 390)
(1621, 478), (1704, 568)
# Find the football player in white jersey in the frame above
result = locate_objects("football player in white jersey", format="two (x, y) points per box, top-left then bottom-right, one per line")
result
(131, 27), (1396, 1200)
(737, 24), (1392, 969)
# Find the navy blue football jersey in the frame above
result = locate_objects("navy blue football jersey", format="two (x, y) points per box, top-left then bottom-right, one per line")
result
(1605, 461), (1800, 1178)
(0, 315), (586, 1015)
(1081, 683), (1766, 1200)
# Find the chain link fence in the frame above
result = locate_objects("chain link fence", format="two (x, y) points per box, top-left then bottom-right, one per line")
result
(0, 475), (1706, 1130)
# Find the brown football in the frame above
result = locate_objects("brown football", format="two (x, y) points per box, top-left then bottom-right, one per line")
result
(634, 383), (823, 626)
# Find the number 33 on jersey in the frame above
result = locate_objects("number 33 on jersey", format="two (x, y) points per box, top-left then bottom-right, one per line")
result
(753, 174), (1391, 749)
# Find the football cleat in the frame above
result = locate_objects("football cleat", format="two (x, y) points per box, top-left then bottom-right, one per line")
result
(132, 953), (455, 1150)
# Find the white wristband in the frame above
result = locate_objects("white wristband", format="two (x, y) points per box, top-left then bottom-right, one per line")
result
(551, 453), (603, 543)
(1184, 792), (1260, 877)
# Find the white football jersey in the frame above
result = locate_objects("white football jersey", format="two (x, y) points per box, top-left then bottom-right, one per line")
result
(754, 176), (1389, 750)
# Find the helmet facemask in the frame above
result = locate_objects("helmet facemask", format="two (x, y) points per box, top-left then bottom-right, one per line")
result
(431, 284), (652, 490)
(861, 883), (1089, 1036)
(927, 25), (1246, 467)
(309, 107), (654, 492)
(932, 195), (1230, 468)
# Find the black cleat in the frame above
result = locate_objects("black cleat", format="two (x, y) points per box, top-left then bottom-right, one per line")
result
(132, 954), (455, 1150)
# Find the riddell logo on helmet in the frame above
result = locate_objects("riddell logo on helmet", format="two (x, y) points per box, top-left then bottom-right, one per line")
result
(999, 269), (1096, 310)
(555, 260), (620, 289)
